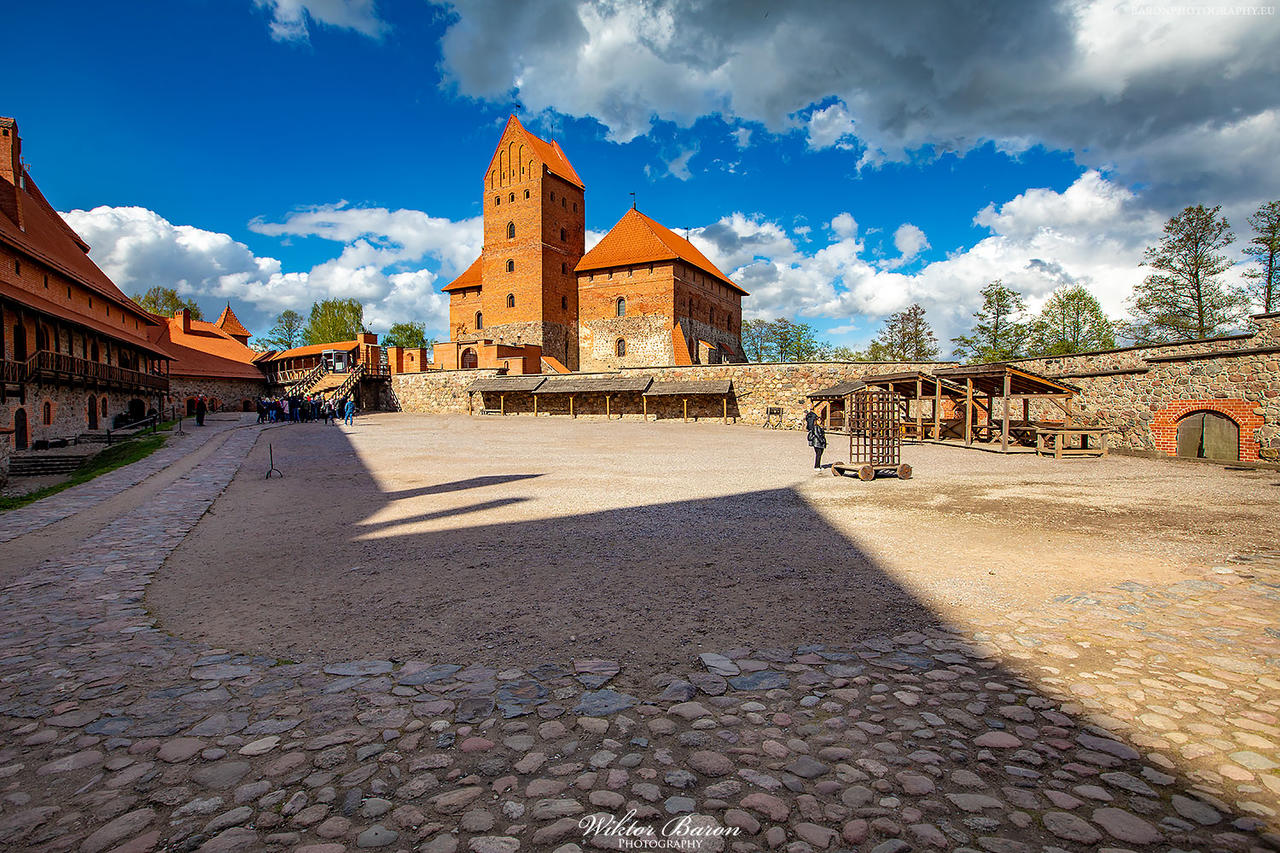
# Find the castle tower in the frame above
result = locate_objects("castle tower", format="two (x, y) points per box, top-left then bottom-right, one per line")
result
(475, 116), (585, 368)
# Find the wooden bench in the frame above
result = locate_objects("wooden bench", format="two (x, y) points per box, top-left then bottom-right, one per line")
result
(1036, 426), (1109, 459)
(479, 408), (504, 416)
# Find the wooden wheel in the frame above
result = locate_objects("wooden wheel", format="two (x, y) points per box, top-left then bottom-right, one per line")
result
(857, 464), (875, 481)
(896, 463), (912, 480)
(831, 462), (845, 476)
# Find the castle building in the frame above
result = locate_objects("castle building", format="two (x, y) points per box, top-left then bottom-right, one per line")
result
(148, 304), (266, 415)
(1, 117), (170, 450)
(438, 116), (745, 372)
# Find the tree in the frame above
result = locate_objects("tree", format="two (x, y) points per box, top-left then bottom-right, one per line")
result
(383, 321), (430, 348)
(1124, 204), (1248, 343)
(260, 309), (306, 350)
(1243, 199), (1280, 314)
(870, 304), (939, 360)
(741, 319), (772, 361)
(1027, 284), (1117, 356)
(951, 280), (1028, 362)
(304, 298), (365, 345)
(133, 286), (202, 320)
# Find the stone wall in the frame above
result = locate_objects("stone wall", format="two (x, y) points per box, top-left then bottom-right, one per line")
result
(167, 377), (267, 416)
(386, 369), (501, 414)
(580, 314), (673, 372)
(3, 384), (169, 448)
(0, 427), (9, 486)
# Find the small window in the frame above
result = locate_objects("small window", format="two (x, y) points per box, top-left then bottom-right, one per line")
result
(550, 191), (555, 202)
(43, 274), (48, 289)
(524, 189), (530, 199)
(509, 193), (515, 202)
(43, 401), (52, 425)
(573, 202), (578, 212)
(506, 293), (515, 308)
(616, 338), (626, 357)
(475, 312), (483, 330)
(561, 198), (566, 208)
(101, 397), (108, 416)
(561, 262), (567, 274)
(616, 297), (626, 317)
(494, 196), (500, 206)
(507, 221), (515, 239)
(560, 227), (566, 241)
(14, 258), (19, 275)
(627, 268), (633, 277)
(506, 259), (515, 273)
(561, 295), (568, 310)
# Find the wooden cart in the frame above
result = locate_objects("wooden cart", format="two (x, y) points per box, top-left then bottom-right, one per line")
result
(830, 387), (913, 481)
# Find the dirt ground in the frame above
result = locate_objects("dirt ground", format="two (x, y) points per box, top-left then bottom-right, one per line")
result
(148, 413), (1280, 679)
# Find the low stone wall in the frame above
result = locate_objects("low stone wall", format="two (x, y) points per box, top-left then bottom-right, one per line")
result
(167, 377), (268, 415)
(386, 369), (501, 413)
(0, 428), (10, 487)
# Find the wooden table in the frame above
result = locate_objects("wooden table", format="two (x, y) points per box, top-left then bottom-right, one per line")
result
(1036, 426), (1109, 459)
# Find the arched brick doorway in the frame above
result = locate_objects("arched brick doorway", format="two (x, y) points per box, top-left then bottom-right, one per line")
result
(87, 396), (98, 430)
(13, 408), (28, 451)
(461, 348), (478, 369)
(1176, 411), (1239, 461)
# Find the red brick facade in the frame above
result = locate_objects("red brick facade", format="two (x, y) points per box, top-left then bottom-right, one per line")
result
(1150, 399), (1263, 462)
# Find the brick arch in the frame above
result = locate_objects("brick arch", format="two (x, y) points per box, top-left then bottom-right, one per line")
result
(1151, 399), (1263, 462)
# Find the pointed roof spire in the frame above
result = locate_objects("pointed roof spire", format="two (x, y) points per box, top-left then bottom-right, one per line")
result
(215, 303), (251, 341)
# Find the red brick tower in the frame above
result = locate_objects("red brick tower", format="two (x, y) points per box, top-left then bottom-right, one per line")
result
(476, 116), (585, 368)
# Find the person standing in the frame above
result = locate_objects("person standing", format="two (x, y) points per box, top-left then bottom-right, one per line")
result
(344, 397), (355, 426)
(195, 395), (207, 427)
(806, 405), (826, 470)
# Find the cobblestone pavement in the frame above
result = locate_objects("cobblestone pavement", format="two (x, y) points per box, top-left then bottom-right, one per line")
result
(0, 426), (1278, 853)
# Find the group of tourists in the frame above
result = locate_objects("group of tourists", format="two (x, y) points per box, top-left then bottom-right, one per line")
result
(256, 395), (355, 426)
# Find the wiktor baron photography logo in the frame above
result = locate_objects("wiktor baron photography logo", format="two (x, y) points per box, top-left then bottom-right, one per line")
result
(580, 810), (741, 850)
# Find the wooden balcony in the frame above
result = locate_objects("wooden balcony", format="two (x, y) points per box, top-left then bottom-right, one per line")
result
(24, 350), (168, 393)
(1, 358), (22, 386)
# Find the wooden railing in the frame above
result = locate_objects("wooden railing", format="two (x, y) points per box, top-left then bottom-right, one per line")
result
(1, 358), (23, 385)
(25, 351), (167, 392)
(326, 363), (365, 403)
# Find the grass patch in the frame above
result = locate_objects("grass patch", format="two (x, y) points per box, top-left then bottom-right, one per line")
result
(0, 434), (168, 513)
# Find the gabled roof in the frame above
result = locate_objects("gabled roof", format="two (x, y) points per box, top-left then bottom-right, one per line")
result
(442, 256), (483, 293)
(215, 303), (251, 339)
(149, 312), (266, 380)
(498, 115), (584, 189)
(261, 340), (360, 361)
(576, 209), (748, 295)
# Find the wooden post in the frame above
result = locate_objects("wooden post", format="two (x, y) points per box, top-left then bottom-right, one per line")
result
(722, 396), (728, 424)
(1000, 372), (1011, 452)
(606, 394), (611, 419)
(570, 395), (575, 418)
(533, 394), (538, 416)
(915, 376), (923, 440)
(642, 396), (648, 421)
(468, 392), (473, 415)
(683, 398), (688, 422)
(500, 394), (505, 416)
(965, 378), (973, 446)
(933, 379), (941, 440)
(1065, 395), (1074, 427)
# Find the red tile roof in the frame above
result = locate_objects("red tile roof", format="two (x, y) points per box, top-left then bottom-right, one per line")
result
(502, 115), (584, 189)
(0, 121), (159, 346)
(576, 209), (748, 295)
(149, 312), (266, 380)
(442, 256), (483, 293)
(215, 303), (251, 340)
(260, 340), (360, 361)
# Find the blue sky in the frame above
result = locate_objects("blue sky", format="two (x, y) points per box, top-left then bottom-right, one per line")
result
(8, 1), (1279, 354)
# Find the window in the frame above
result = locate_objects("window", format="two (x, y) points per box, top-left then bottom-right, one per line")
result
(550, 191), (555, 202)
(507, 221), (515, 239)
(616, 297), (626, 317)
(615, 338), (626, 357)
(560, 227), (566, 241)
(43, 401), (52, 425)
(43, 274), (48, 289)
(506, 259), (515, 273)
(561, 262), (567, 274)
(475, 312), (483, 330)
(494, 196), (500, 206)
(561, 198), (566, 208)
(13, 258), (19, 275)
(509, 193), (515, 202)
(524, 189), (530, 199)
(561, 295), (568, 310)
(101, 397), (108, 416)
(506, 293), (515, 308)
(573, 202), (578, 212)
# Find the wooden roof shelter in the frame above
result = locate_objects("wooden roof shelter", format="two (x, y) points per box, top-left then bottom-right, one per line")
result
(644, 379), (734, 423)
(932, 363), (1080, 452)
(465, 376), (546, 393)
(807, 380), (867, 400)
(528, 374), (653, 419)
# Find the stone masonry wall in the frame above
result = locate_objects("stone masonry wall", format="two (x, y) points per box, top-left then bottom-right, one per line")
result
(3, 384), (167, 448)
(386, 369), (501, 414)
(167, 377), (267, 415)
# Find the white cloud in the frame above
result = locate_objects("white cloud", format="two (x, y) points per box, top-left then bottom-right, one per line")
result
(431, 0), (1280, 209)
(665, 148), (697, 181)
(881, 223), (930, 270)
(254, 0), (388, 42)
(63, 204), (479, 341)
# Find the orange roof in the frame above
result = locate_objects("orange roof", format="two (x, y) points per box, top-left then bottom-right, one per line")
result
(442, 256), (482, 293)
(499, 115), (584, 189)
(149, 312), (265, 380)
(0, 120), (160, 346)
(215, 303), (251, 339)
(261, 340), (360, 361)
(576, 209), (748, 295)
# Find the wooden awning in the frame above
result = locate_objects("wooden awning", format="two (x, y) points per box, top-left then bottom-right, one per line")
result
(644, 380), (733, 396)
(532, 375), (653, 394)
(934, 363), (1077, 396)
(807, 380), (867, 399)
(863, 371), (965, 399)
(466, 376), (546, 393)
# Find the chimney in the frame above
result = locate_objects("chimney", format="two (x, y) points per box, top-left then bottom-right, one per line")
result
(175, 308), (191, 333)
(0, 117), (22, 229)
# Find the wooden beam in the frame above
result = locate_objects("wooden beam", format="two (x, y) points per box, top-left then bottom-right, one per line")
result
(915, 376), (923, 440)
(642, 395), (647, 421)
(533, 394), (538, 416)
(933, 376), (941, 440)
(468, 391), (473, 415)
(606, 394), (611, 419)
(570, 395), (575, 418)
(722, 396), (728, 424)
(683, 398), (688, 422)
(965, 378), (973, 446)
(1001, 372), (1011, 452)
(499, 394), (505, 416)
(1065, 395), (1074, 427)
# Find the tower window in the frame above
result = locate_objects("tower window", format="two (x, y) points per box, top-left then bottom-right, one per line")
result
(506, 259), (515, 273)
(475, 312), (483, 330)
(616, 338), (626, 357)
(506, 293), (515, 308)
(573, 202), (578, 212)
(561, 295), (568, 310)
(560, 227), (566, 241)
(507, 221), (515, 239)
(494, 196), (500, 206)
(524, 189), (530, 199)
(561, 262), (567, 274)
(561, 198), (566, 208)
(509, 193), (515, 202)
(616, 297), (626, 317)
(550, 191), (555, 202)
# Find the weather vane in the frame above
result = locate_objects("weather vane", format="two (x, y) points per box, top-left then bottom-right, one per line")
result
(630, 191), (636, 210)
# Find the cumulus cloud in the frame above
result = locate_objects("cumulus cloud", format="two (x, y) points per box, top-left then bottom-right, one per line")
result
(431, 0), (1280, 208)
(881, 223), (930, 270)
(255, 0), (388, 42)
(63, 204), (480, 340)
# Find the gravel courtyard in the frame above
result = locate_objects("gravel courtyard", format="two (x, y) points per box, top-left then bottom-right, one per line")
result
(150, 413), (1279, 677)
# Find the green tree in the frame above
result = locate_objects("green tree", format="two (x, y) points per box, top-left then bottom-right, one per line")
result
(1125, 204), (1247, 343)
(870, 304), (939, 360)
(304, 298), (365, 345)
(1027, 284), (1117, 356)
(951, 279), (1028, 362)
(133, 286), (202, 320)
(383, 321), (430, 348)
(260, 309), (306, 350)
(1243, 199), (1280, 314)
(741, 318), (772, 361)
